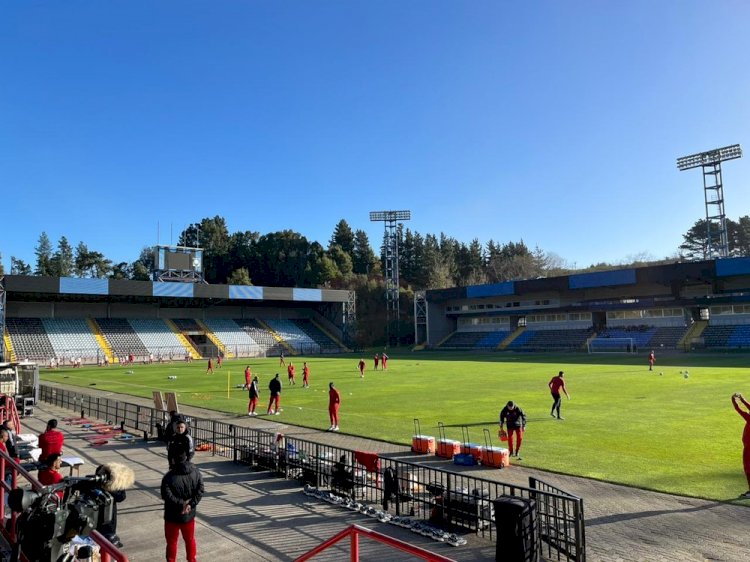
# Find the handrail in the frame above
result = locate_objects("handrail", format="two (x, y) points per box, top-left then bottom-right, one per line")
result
(294, 524), (456, 562)
(0, 449), (130, 562)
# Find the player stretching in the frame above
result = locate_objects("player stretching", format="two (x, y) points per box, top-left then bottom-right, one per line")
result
(548, 371), (571, 420)
(732, 393), (750, 498)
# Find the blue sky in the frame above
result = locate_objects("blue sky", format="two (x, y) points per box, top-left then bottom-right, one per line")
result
(2, 1), (749, 272)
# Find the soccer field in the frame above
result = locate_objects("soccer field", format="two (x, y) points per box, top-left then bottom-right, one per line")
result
(41, 351), (750, 502)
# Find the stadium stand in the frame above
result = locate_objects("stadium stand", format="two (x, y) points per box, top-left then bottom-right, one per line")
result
(170, 318), (203, 332)
(507, 328), (593, 351)
(439, 331), (509, 349)
(5, 318), (55, 362)
(702, 324), (750, 349)
(265, 319), (320, 354)
(291, 319), (341, 352)
(233, 319), (283, 355)
(727, 325), (750, 348)
(702, 325), (734, 348)
(128, 318), (192, 358)
(96, 318), (150, 360)
(202, 318), (261, 357)
(649, 326), (688, 348)
(42, 318), (101, 363)
(592, 327), (656, 350)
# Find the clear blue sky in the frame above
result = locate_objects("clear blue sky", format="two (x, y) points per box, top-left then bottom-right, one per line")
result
(2, 1), (749, 272)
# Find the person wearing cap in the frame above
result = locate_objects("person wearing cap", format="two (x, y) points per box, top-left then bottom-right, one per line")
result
(328, 382), (341, 432)
(39, 418), (65, 463)
(499, 401), (527, 460)
(548, 371), (571, 420)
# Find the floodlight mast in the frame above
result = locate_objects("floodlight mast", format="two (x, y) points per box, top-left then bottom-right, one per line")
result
(370, 210), (412, 347)
(677, 144), (742, 258)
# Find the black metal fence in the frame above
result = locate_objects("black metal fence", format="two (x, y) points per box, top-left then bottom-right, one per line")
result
(39, 384), (585, 562)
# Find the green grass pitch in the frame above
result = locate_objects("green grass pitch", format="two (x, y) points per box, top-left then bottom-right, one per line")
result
(42, 351), (750, 502)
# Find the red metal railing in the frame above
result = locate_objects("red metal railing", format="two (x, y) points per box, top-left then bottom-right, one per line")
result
(294, 524), (456, 562)
(0, 450), (130, 562)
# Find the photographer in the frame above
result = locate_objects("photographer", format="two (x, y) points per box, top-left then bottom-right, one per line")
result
(161, 443), (204, 562)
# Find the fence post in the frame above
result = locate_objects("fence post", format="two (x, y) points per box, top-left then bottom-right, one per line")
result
(212, 421), (217, 457)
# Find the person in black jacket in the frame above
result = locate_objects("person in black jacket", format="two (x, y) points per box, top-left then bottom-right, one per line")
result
(499, 401), (527, 460)
(161, 445), (204, 562)
(267, 374), (282, 415)
(247, 376), (260, 416)
(167, 419), (195, 467)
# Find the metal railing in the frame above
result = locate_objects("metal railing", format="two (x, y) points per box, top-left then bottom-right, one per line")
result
(295, 524), (456, 562)
(0, 450), (130, 562)
(39, 384), (586, 562)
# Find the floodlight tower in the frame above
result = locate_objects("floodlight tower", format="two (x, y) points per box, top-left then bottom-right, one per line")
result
(370, 210), (411, 346)
(677, 144), (742, 258)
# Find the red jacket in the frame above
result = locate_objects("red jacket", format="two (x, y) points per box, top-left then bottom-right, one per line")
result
(39, 429), (65, 461)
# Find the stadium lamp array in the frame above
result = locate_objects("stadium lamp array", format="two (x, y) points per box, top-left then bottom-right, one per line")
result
(676, 144), (742, 171)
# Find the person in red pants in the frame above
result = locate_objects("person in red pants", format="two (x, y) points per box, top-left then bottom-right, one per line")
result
(161, 445), (204, 562)
(732, 393), (750, 498)
(328, 382), (341, 432)
(302, 362), (311, 388)
(357, 358), (366, 378)
(499, 401), (527, 460)
(287, 362), (296, 385)
(247, 376), (259, 416)
(268, 374), (282, 415)
(244, 365), (252, 390)
(206, 358), (214, 375)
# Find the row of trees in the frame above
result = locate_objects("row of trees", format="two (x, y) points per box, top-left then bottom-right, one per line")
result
(4, 215), (750, 345)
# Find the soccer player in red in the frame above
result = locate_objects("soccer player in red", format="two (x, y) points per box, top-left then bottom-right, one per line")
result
(302, 362), (310, 388)
(244, 366), (252, 390)
(732, 393), (750, 498)
(648, 350), (655, 371)
(206, 358), (214, 375)
(357, 359), (366, 378)
(381, 352), (388, 370)
(217, 354), (223, 368)
(374, 354), (379, 370)
(548, 371), (571, 420)
(499, 401), (527, 459)
(287, 362), (296, 385)
(328, 382), (341, 431)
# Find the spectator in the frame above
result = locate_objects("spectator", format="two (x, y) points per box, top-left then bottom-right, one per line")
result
(39, 419), (65, 463)
(161, 444), (204, 562)
(38, 453), (65, 500)
(167, 419), (195, 467)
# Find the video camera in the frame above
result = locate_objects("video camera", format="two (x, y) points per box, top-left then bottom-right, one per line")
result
(8, 462), (134, 562)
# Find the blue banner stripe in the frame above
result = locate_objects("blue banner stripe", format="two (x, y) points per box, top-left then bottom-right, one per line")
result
(152, 283), (194, 298)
